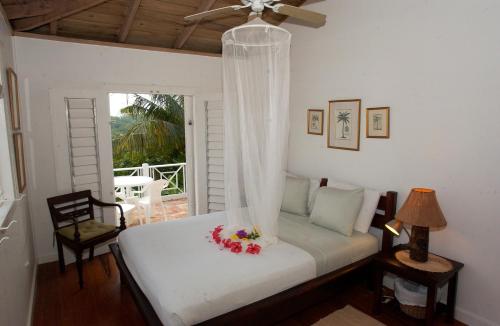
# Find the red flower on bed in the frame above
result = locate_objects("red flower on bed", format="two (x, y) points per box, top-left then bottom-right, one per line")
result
(209, 225), (261, 255)
(246, 243), (261, 255)
(230, 241), (242, 254)
(222, 238), (233, 248)
(211, 225), (224, 244)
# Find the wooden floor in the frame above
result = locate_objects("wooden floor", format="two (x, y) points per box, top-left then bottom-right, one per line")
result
(33, 253), (466, 326)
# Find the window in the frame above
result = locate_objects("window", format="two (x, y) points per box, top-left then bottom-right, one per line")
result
(0, 84), (15, 201)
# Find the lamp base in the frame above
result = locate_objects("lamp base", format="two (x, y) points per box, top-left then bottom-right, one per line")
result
(409, 226), (429, 262)
(395, 250), (453, 273)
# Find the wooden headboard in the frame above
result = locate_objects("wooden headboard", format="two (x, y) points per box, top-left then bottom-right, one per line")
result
(319, 178), (397, 253)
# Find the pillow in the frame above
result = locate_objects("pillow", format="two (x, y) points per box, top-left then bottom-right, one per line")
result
(281, 176), (310, 216)
(308, 179), (321, 214)
(329, 181), (381, 233)
(309, 187), (364, 236)
(286, 172), (322, 214)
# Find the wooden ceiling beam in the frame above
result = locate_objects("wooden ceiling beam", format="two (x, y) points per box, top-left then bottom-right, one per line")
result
(13, 0), (110, 32)
(14, 31), (222, 57)
(0, 3), (13, 33)
(173, 0), (217, 49)
(118, 0), (141, 43)
(3, 1), (53, 20)
(49, 21), (58, 35)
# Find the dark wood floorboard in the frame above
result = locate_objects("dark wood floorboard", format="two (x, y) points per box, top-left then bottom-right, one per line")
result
(33, 253), (466, 326)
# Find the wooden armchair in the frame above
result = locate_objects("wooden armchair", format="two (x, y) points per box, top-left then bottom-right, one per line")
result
(47, 190), (126, 288)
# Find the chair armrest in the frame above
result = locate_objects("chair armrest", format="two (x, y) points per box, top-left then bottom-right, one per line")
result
(71, 217), (81, 242)
(91, 197), (127, 230)
(90, 198), (126, 230)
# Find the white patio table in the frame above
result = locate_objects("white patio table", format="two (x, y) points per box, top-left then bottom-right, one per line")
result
(114, 176), (153, 200)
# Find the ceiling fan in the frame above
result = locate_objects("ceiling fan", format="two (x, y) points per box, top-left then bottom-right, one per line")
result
(185, 0), (326, 28)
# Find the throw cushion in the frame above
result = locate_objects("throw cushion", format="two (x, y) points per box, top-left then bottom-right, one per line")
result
(281, 176), (310, 216)
(310, 187), (364, 236)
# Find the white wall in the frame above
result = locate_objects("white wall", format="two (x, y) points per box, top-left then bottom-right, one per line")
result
(284, 1), (500, 325)
(0, 197), (36, 326)
(0, 10), (15, 199)
(13, 36), (222, 263)
(0, 11), (37, 326)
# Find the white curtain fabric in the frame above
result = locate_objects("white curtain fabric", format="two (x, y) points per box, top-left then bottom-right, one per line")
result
(222, 18), (291, 245)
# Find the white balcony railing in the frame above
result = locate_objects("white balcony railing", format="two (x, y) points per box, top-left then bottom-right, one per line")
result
(113, 163), (187, 199)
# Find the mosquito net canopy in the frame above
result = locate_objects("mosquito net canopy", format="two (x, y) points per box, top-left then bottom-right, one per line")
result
(222, 17), (291, 246)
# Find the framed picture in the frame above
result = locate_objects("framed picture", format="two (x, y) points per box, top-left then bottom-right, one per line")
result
(328, 99), (361, 151)
(7, 68), (21, 130)
(366, 107), (390, 138)
(13, 133), (27, 193)
(307, 109), (324, 135)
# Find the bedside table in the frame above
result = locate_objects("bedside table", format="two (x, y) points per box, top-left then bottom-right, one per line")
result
(373, 245), (464, 325)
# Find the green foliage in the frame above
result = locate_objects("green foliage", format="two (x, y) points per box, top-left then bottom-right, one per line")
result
(111, 94), (186, 170)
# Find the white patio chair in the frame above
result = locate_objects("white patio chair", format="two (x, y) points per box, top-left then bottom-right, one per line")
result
(115, 203), (136, 226)
(132, 179), (169, 224)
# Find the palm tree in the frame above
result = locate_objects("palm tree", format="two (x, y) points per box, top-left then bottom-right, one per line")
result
(337, 111), (351, 138)
(114, 94), (185, 160)
(373, 114), (382, 130)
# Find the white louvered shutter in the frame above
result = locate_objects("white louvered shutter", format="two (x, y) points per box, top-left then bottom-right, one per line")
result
(206, 100), (225, 212)
(65, 98), (102, 199)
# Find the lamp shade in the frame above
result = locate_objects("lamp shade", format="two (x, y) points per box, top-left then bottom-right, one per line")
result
(395, 188), (447, 228)
(385, 219), (403, 236)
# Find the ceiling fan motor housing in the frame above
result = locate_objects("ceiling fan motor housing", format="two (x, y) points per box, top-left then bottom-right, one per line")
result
(241, 0), (277, 14)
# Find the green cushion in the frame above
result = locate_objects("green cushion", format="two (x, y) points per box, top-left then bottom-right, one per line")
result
(309, 187), (364, 237)
(281, 176), (310, 216)
(58, 220), (116, 241)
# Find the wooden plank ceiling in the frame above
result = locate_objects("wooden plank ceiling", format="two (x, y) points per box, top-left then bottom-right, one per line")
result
(2, 0), (306, 55)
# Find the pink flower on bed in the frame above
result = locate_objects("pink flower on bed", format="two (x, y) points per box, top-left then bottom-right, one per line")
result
(246, 244), (261, 255)
(230, 241), (242, 254)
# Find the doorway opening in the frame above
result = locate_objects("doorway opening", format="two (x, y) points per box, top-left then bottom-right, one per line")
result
(109, 93), (189, 226)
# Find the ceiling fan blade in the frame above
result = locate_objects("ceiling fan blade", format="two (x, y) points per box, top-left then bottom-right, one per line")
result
(273, 4), (326, 28)
(185, 5), (243, 23)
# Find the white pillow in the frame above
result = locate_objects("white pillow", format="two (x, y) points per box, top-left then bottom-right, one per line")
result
(310, 187), (364, 237)
(281, 176), (310, 216)
(328, 180), (381, 233)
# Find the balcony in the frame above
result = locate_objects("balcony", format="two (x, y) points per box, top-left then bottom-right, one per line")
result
(113, 163), (188, 226)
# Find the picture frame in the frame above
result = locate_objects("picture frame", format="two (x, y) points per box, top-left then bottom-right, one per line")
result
(7, 68), (21, 130)
(13, 133), (27, 193)
(327, 99), (361, 151)
(307, 109), (324, 135)
(366, 107), (390, 138)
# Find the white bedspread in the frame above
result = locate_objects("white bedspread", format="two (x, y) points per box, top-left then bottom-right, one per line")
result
(119, 212), (316, 326)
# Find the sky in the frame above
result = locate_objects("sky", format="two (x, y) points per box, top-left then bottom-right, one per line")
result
(108, 93), (152, 117)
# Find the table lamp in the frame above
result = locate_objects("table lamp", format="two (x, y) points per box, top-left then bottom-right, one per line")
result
(385, 188), (447, 263)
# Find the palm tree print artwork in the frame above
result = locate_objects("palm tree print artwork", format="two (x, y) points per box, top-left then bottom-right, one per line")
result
(308, 109), (324, 135)
(366, 107), (390, 138)
(328, 100), (360, 151)
(335, 109), (352, 140)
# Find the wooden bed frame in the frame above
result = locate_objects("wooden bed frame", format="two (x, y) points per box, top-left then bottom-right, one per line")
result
(109, 181), (397, 326)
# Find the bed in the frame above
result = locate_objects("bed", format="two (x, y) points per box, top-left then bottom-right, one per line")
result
(110, 185), (397, 326)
